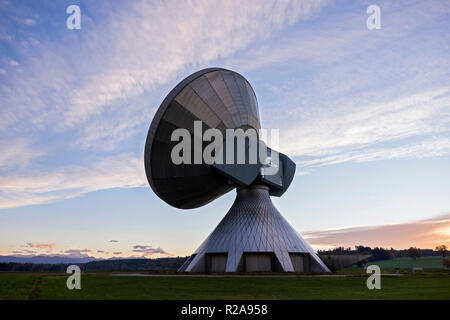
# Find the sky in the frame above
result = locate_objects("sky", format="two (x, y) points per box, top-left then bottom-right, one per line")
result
(0, 0), (449, 260)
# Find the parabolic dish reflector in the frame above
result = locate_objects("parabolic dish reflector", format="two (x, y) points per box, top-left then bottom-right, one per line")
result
(144, 68), (261, 209)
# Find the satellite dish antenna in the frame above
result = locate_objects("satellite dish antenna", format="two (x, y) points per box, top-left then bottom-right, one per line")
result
(144, 68), (329, 272)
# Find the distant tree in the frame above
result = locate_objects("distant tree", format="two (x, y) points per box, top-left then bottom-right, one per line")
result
(443, 258), (450, 269)
(389, 248), (396, 259)
(435, 245), (447, 257)
(355, 245), (372, 255)
(406, 247), (421, 260)
(318, 246), (352, 255)
(371, 247), (394, 261)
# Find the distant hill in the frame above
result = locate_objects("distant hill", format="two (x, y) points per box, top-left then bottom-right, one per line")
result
(0, 255), (99, 264)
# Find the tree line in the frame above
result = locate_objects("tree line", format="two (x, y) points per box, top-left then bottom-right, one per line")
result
(318, 244), (448, 262)
(0, 256), (189, 272)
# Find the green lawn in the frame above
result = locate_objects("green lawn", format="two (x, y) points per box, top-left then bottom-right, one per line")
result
(0, 274), (39, 299)
(371, 256), (445, 270)
(1, 272), (449, 300)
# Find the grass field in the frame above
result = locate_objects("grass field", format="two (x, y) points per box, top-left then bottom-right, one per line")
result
(1, 272), (449, 300)
(370, 256), (445, 270)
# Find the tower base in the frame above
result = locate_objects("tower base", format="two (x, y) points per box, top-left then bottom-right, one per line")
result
(179, 185), (330, 273)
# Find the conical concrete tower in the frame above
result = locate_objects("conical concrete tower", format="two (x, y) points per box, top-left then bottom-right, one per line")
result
(179, 185), (330, 273)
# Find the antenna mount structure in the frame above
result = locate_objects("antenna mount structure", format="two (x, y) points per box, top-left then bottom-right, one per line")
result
(144, 68), (329, 272)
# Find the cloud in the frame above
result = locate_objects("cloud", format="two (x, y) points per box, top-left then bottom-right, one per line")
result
(13, 16), (37, 26)
(0, 0), (328, 208)
(63, 249), (92, 258)
(36, 243), (55, 249)
(112, 251), (122, 255)
(64, 249), (91, 253)
(228, 1), (448, 73)
(132, 245), (171, 257)
(22, 18), (36, 26)
(303, 213), (450, 250)
(297, 137), (450, 169)
(0, 0), (327, 150)
(223, 1), (450, 172)
(26, 242), (55, 249)
(276, 87), (450, 172)
(280, 88), (450, 157)
(63, 0), (326, 130)
(0, 0), (448, 211)
(8, 249), (36, 254)
(0, 138), (46, 171)
(0, 154), (146, 209)
(295, 171), (310, 176)
(97, 250), (104, 253)
(109, 240), (119, 243)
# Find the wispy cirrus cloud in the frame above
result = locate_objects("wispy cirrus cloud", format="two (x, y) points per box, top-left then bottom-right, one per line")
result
(280, 88), (450, 157)
(228, 1), (450, 73)
(226, 1), (450, 173)
(0, 154), (146, 209)
(0, 0), (448, 210)
(0, 138), (46, 171)
(0, 0), (329, 209)
(277, 86), (450, 174)
(297, 137), (450, 169)
(0, 0), (327, 150)
(16, 18), (36, 26)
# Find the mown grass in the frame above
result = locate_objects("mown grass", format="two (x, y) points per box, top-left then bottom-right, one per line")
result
(0, 274), (40, 299)
(1, 272), (449, 300)
(371, 256), (445, 270)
